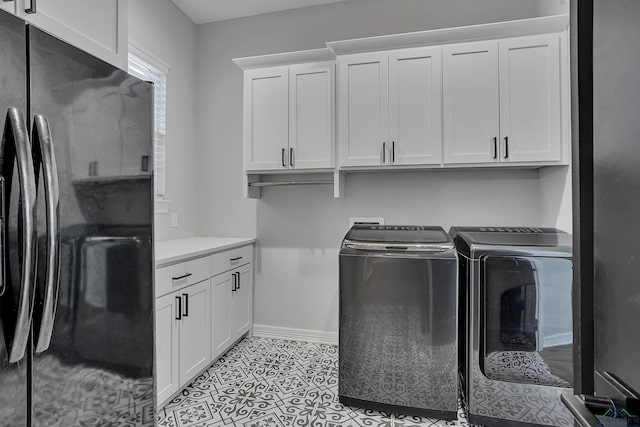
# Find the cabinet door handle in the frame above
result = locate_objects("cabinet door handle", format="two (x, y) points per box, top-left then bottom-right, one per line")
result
(289, 148), (294, 167)
(382, 142), (386, 164)
(25, 0), (36, 13)
(230, 256), (243, 262)
(493, 137), (497, 159)
(281, 148), (286, 167)
(182, 293), (189, 317)
(172, 273), (192, 281)
(504, 136), (509, 159)
(236, 272), (241, 290)
(392, 141), (395, 163)
(232, 273), (237, 292)
(175, 296), (182, 320)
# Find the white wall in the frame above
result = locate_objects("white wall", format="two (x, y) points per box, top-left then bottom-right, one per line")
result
(194, 0), (572, 335)
(129, 0), (198, 241)
(536, 0), (570, 16)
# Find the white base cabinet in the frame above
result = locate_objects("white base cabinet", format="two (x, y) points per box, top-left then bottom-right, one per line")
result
(155, 292), (180, 405)
(155, 243), (254, 407)
(155, 280), (211, 405)
(211, 256), (253, 360)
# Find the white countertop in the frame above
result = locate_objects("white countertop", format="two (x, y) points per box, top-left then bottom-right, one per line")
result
(155, 236), (256, 267)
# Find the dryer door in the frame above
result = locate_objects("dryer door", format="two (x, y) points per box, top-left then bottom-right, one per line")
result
(481, 255), (573, 388)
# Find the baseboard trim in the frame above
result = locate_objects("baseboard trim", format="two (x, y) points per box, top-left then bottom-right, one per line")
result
(252, 324), (338, 346)
(543, 332), (573, 348)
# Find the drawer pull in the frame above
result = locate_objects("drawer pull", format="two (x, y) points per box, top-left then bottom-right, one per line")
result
(172, 273), (192, 281)
(230, 257), (243, 262)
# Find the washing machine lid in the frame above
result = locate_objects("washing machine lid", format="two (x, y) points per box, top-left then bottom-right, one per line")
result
(449, 226), (572, 258)
(342, 225), (454, 252)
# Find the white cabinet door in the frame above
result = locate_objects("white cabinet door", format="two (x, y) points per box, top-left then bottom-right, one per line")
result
(443, 41), (500, 164)
(155, 293), (180, 406)
(178, 280), (211, 387)
(22, 0), (127, 69)
(338, 52), (389, 167)
(232, 265), (253, 338)
(289, 62), (335, 169)
(389, 47), (443, 166)
(499, 34), (562, 163)
(211, 273), (232, 360)
(244, 67), (289, 171)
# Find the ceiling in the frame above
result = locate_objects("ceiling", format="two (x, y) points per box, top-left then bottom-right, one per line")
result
(172, 0), (353, 24)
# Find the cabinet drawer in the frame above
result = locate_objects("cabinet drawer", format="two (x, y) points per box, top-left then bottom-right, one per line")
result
(156, 256), (211, 297)
(211, 245), (253, 277)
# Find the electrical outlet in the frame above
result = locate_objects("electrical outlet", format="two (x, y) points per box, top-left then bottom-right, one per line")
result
(349, 217), (384, 227)
(171, 213), (178, 228)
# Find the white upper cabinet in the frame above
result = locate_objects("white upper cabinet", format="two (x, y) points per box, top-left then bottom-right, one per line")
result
(338, 48), (443, 168)
(499, 34), (562, 163)
(20, 0), (128, 69)
(443, 41), (500, 165)
(289, 62), (335, 169)
(388, 47), (443, 166)
(243, 67), (289, 171)
(338, 52), (389, 167)
(443, 34), (563, 165)
(243, 61), (335, 172)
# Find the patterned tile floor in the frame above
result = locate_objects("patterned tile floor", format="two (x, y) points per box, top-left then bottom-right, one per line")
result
(158, 337), (471, 427)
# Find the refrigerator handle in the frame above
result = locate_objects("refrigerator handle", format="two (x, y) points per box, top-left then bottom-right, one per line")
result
(31, 116), (61, 354)
(0, 108), (37, 364)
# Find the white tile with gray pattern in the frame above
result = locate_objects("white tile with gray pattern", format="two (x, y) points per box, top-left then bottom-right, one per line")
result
(157, 337), (471, 427)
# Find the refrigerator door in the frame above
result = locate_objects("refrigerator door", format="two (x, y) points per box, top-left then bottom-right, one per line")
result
(592, 0), (640, 395)
(28, 26), (155, 426)
(0, 10), (30, 427)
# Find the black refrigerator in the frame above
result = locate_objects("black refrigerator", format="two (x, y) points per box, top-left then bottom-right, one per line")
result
(563, 0), (640, 425)
(0, 10), (155, 427)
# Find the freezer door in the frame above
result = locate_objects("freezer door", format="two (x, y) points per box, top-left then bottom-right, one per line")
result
(28, 26), (155, 426)
(592, 0), (640, 395)
(0, 10), (29, 427)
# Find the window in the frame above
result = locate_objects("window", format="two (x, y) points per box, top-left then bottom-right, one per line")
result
(127, 44), (169, 198)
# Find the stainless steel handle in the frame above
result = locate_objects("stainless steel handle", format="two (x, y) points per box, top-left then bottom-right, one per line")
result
(182, 293), (189, 317)
(289, 147), (294, 167)
(31, 116), (61, 354)
(504, 136), (509, 159)
(560, 395), (604, 427)
(0, 108), (37, 363)
(25, 0), (36, 13)
(175, 296), (182, 320)
(172, 273), (192, 281)
(492, 137), (497, 159)
(281, 148), (286, 167)
(382, 142), (386, 164)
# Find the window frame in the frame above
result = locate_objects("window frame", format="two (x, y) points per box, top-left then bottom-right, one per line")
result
(127, 42), (170, 206)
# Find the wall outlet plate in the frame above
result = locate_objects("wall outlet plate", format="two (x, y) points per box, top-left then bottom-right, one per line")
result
(349, 217), (384, 227)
